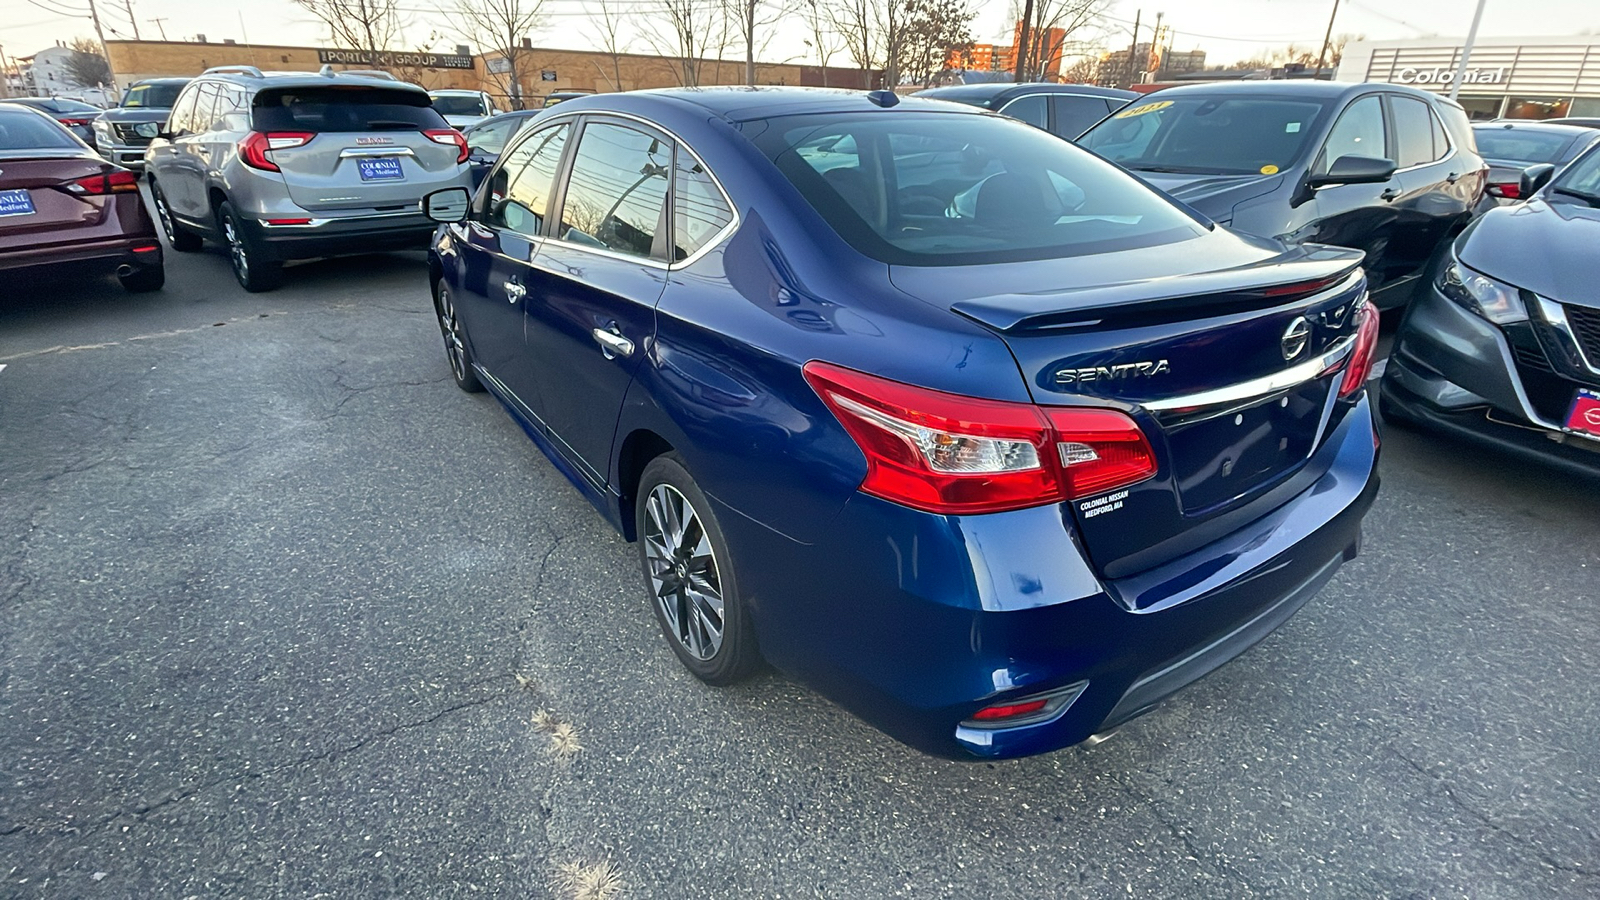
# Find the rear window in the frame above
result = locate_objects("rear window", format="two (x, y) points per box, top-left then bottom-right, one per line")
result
(1081, 95), (1331, 175)
(430, 94), (487, 116)
(252, 87), (446, 133)
(0, 110), (80, 149)
(1473, 128), (1575, 165)
(751, 111), (1204, 267)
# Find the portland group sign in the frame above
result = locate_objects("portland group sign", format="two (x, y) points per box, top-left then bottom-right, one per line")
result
(318, 49), (475, 70)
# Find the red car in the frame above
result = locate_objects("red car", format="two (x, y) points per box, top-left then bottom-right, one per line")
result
(0, 103), (163, 292)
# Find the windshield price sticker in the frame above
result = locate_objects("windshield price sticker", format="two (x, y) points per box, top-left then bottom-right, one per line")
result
(1114, 100), (1173, 119)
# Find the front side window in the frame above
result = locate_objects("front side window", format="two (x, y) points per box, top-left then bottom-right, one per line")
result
(488, 122), (569, 235)
(557, 121), (671, 260)
(468, 117), (518, 157)
(166, 86), (199, 134)
(1316, 95), (1387, 174)
(755, 111), (1205, 267)
(1000, 94), (1048, 130)
(673, 154), (734, 260)
(191, 84), (221, 134)
(1081, 96), (1328, 175)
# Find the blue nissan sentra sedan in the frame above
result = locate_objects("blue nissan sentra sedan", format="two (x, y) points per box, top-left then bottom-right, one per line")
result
(419, 87), (1381, 760)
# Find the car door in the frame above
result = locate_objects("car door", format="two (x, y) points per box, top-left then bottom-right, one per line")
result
(1385, 93), (1465, 287)
(174, 82), (221, 221)
(149, 84), (201, 216)
(1301, 93), (1408, 291)
(454, 119), (573, 416)
(517, 116), (672, 488)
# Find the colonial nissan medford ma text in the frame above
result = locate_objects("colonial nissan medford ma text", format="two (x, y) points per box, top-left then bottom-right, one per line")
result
(422, 88), (1381, 759)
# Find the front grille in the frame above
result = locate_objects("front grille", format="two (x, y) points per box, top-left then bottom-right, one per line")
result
(111, 123), (151, 146)
(1568, 305), (1600, 366)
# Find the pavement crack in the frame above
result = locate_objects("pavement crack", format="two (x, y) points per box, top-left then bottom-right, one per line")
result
(1104, 772), (1244, 888)
(1391, 747), (1598, 878)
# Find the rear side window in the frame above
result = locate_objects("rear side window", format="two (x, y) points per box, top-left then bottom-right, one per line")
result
(0, 111), (80, 149)
(1317, 95), (1387, 173)
(756, 111), (1204, 267)
(488, 122), (569, 236)
(557, 121), (671, 259)
(673, 154), (734, 260)
(192, 84), (221, 134)
(252, 87), (447, 133)
(1000, 94), (1048, 130)
(1391, 95), (1444, 167)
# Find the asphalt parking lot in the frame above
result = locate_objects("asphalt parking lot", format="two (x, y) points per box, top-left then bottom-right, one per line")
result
(1, 224), (1597, 898)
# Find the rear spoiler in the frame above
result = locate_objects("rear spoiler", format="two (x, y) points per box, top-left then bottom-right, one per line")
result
(950, 248), (1365, 333)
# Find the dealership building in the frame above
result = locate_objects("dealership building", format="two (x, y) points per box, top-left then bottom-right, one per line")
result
(1337, 36), (1600, 120)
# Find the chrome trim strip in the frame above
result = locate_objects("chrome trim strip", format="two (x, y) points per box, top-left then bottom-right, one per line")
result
(1143, 334), (1357, 412)
(1533, 295), (1600, 377)
(260, 209), (425, 227)
(338, 146), (417, 158)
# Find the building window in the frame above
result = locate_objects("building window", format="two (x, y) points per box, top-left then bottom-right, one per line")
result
(1503, 97), (1572, 120)
(1454, 97), (1502, 121)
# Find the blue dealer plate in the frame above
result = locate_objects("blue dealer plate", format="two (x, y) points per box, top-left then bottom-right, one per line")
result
(357, 158), (405, 182)
(0, 189), (36, 217)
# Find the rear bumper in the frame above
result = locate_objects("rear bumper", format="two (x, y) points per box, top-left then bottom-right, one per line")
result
(237, 211), (437, 261)
(0, 236), (162, 276)
(731, 396), (1380, 760)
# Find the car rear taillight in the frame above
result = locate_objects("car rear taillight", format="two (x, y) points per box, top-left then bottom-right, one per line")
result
(239, 131), (314, 171)
(65, 169), (141, 195)
(425, 128), (470, 164)
(803, 362), (1157, 515)
(59, 117), (93, 127)
(1486, 182), (1520, 200)
(1338, 300), (1381, 399)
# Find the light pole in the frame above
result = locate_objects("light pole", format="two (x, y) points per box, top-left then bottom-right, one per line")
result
(1314, 0), (1341, 77)
(1449, 0), (1489, 100)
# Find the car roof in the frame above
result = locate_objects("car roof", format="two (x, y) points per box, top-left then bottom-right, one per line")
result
(198, 69), (425, 93)
(566, 86), (986, 123)
(1135, 80), (1440, 103)
(1477, 120), (1600, 137)
(133, 77), (190, 86)
(916, 83), (1137, 103)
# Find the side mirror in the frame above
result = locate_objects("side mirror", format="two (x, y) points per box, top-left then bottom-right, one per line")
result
(1307, 154), (1398, 188)
(421, 187), (471, 223)
(1520, 163), (1557, 198)
(133, 122), (161, 139)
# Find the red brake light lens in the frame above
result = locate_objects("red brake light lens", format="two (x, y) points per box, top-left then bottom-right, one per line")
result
(239, 131), (314, 172)
(425, 128), (470, 164)
(65, 169), (140, 195)
(970, 699), (1050, 721)
(59, 117), (92, 127)
(1486, 182), (1520, 200)
(803, 362), (1157, 515)
(1339, 300), (1381, 399)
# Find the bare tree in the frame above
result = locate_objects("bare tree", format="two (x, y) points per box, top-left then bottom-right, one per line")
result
(799, 0), (841, 85)
(829, 0), (878, 86)
(899, 0), (976, 88)
(1007, 0), (1108, 82)
(584, 0), (630, 91)
(1058, 53), (1100, 85)
(291, 0), (405, 60)
(639, 0), (729, 87)
(724, 0), (791, 86)
(454, 0), (548, 109)
(66, 36), (111, 88)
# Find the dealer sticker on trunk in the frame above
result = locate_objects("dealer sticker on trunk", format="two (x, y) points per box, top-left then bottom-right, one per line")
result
(0, 189), (36, 217)
(1079, 489), (1130, 519)
(357, 158), (405, 182)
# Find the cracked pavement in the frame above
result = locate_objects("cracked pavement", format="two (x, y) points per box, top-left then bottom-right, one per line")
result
(1, 220), (1597, 897)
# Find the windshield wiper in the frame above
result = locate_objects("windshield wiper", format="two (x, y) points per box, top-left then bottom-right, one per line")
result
(1550, 186), (1600, 207)
(1124, 164), (1238, 175)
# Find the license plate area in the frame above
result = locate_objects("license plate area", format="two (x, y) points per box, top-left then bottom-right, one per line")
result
(0, 189), (36, 217)
(1565, 388), (1600, 439)
(357, 158), (405, 182)
(1164, 380), (1331, 514)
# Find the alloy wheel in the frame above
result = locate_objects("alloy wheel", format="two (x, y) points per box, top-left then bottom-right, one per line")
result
(223, 215), (248, 281)
(154, 189), (176, 243)
(643, 483), (725, 660)
(437, 285), (468, 382)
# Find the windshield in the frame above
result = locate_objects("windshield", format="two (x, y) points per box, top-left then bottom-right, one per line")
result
(1080, 95), (1331, 176)
(431, 94), (487, 116)
(751, 111), (1205, 267)
(123, 82), (185, 108)
(1473, 128), (1575, 165)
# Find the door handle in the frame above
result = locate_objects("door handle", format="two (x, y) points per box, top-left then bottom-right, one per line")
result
(591, 325), (634, 360)
(1380, 187), (1401, 202)
(1446, 172), (1460, 184)
(504, 278), (526, 304)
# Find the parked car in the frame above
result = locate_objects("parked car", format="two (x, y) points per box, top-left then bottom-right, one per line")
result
(0, 96), (103, 143)
(1543, 117), (1600, 130)
(542, 90), (595, 109)
(461, 108), (543, 188)
(1381, 145), (1600, 476)
(1472, 121), (1600, 202)
(428, 89), (500, 129)
(420, 87), (1381, 760)
(914, 82), (1138, 140)
(1078, 81), (1489, 309)
(0, 104), (163, 292)
(144, 65), (473, 291)
(92, 77), (191, 170)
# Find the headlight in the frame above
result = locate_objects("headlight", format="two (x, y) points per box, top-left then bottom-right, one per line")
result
(1436, 251), (1527, 324)
(93, 119), (112, 134)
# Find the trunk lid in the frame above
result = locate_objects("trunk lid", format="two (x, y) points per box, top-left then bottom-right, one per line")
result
(891, 241), (1368, 578)
(0, 154), (116, 248)
(252, 85), (464, 212)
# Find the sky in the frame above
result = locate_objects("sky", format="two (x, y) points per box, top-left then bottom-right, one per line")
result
(5, 0), (1600, 69)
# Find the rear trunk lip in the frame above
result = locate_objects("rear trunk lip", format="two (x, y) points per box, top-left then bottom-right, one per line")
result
(1142, 329), (1357, 413)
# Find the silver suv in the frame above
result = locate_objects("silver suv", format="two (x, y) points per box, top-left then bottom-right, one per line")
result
(144, 65), (472, 291)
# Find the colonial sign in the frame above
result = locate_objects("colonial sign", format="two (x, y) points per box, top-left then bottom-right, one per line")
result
(318, 49), (475, 70)
(1395, 66), (1507, 85)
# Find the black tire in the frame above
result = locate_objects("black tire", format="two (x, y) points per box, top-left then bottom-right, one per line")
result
(218, 200), (282, 292)
(118, 263), (165, 293)
(151, 181), (202, 252)
(434, 278), (483, 392)
(635, 453), (759, 685)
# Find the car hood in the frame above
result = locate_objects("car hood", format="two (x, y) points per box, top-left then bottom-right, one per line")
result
(1457, 197), (1600, 306)
(1133, 171), (1285, 218)
(98, 107), (170, 124)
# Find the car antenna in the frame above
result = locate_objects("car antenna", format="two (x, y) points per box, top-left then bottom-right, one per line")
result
(866, 90), (900, 108)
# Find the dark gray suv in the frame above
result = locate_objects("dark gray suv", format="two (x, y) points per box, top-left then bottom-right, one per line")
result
(144, 65), (472, 291)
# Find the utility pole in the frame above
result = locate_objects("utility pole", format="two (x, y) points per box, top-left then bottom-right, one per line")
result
(744, 0), (755, 86)
(1148, 12), (1163, 81)
(1013, 0), (1035, 83)
(1123, 9), (1141, 89)
(0, 45), (12, 99)
(1449, 0), (1489, 100)
(1314, 0), (1341, 77)
(86, 0), (119, 93)
(150, 17), (168, 40)
(121, 0), (141, 40)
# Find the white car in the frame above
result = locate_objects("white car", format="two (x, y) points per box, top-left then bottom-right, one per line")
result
(428, 89), (499, 129)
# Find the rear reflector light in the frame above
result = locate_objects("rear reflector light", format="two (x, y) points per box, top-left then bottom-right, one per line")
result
(132, 243), (159, 254)
(803, 362), (1157, 515)
(424, 128), (470, 164)
(65, 169), (140, 195)
(1486, 182), (1520, 200)
(970, 699), (1050, 721)
(239, 131), (314, 171)
(1338, 300), (1380, 399)
(265, 218), (313, 226)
